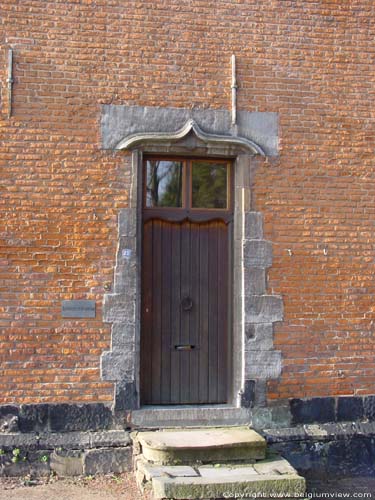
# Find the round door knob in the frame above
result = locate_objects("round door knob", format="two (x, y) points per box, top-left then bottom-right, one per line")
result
(181, 297), (193, 311)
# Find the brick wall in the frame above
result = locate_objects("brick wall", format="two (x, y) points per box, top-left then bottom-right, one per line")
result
(1, 0), (374, 404)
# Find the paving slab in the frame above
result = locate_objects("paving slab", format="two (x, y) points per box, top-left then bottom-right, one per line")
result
(138, 462), (199, 480)
(198, 465), (258, 478)
(152, 473), (306, 499)
(254, 457), (298, 476)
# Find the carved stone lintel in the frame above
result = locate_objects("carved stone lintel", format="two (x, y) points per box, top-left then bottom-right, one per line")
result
(115, 119), (266, 156)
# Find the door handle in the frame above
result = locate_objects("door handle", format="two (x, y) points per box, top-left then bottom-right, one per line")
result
(181, 296), (193, 311)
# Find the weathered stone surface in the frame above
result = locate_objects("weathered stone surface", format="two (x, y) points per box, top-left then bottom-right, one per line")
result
(83, 447), (132, 475)
(111, 323), (136, 348)
(254, 457), (298, 475)
(50, 450), (83, 477)
(198, 465), (258, 478)
(101, 348), (135, 382)
(234, 186), (252, 215)
(243, 240), (273, 268)
(118, 208), (137, 237)
(103, 293), (136, 324)
(251, 405), (291, 430)
(49, 404), (113, 433)
(235, 155), (252, 188)
(244, 212), (263, 239)
(19, 404), (49, 433)
(245, 350), (282, 379)
(0, 430), (129, 452)
(364, 396), (375, 421)
(114, 260), (137, 285)
(101, 105), (279, 156)
(89, 430), (130, 448)
(0, 432), (40, 449)
(0, 461), (50, 478)
(241, 380), (255, 408)
(0, 450), (51, 477)
(138, 462), (199, 480)
(152, 474), (306, 500)
(131, 407), (251, 428)
(337, 396), (364, 422)
(244, 268), (267, 295)
(0, 415), (18, 433)
(115, 381), (138, 411)
(290, 398), (336, 425)
(245, 323), (274, 350)
(138, 427), (266, 465)
(39, 432), (91, 450)
(245, 295), (283, 323)
(0, 406), (19, 433)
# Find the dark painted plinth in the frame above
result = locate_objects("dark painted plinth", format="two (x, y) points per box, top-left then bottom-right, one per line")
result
(0, 403), (113, 433)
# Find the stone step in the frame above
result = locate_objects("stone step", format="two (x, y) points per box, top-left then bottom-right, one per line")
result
(135, 426), (266, 465)
(137, 457), (306, 499)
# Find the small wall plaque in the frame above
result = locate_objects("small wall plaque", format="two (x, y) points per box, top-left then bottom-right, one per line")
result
(122, 248), (132, 259)
(62, 300), (96, 318)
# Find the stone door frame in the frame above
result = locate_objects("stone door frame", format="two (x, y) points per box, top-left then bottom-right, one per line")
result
(100, 106), (283, 415)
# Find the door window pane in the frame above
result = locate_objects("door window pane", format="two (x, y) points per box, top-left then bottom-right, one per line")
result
(192, 161), (228, 209)
(145, 160), (183, 207)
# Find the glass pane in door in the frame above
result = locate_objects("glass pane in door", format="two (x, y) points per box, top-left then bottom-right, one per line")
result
(145, 160), (183, 207)
(191, 161), (228, 209)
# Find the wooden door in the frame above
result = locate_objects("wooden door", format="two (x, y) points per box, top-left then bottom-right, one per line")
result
(140, 158), (232, 405)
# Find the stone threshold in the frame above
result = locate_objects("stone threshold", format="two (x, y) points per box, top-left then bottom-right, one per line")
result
(131, 405), (251, 428)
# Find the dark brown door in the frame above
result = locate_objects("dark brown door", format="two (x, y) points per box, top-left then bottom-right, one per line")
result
(140, 158), (232, 405)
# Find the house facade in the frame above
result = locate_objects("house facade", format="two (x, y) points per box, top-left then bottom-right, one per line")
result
(1, 1), (375, 434)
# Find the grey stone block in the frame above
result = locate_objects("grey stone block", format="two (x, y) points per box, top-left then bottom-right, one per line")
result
(131, 407), (251, 428)
(89, 430), (130, 448)
(244, 212), (263, 239)
(245, 351), (282, 379)
(115, 381), (138, 411)
(101, 348), (135, 382)
(251, 405), (292, 430)
(49, 404), (113, 433)
(0, 432), (40, 449)
(245, 323), (274, 350)
(38, 430), (130, 450)
(243, 240), (273, 268)
(119, 235), (137, 254)
(111, 323), (136, 348)
(19, 404), (49, 433)
(119, 208), (137, 237)
(234, 187), (252, 215)
(50, 450), (83, 477)
(39, 432), (91, 450)
(244, 268), (267, 295)
(103, 293), (136, 324)
(254, 379), (268, 406)
(235, 155), (252, 188)
(113, 265), (137, 294)
(245, 295), (283, 323)
(83, 447), (132, 475)
(0, 452), (51, 477)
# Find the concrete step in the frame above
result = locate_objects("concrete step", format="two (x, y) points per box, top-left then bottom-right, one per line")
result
(136, 457), (306, 499)
(135, 426), (266, 465)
